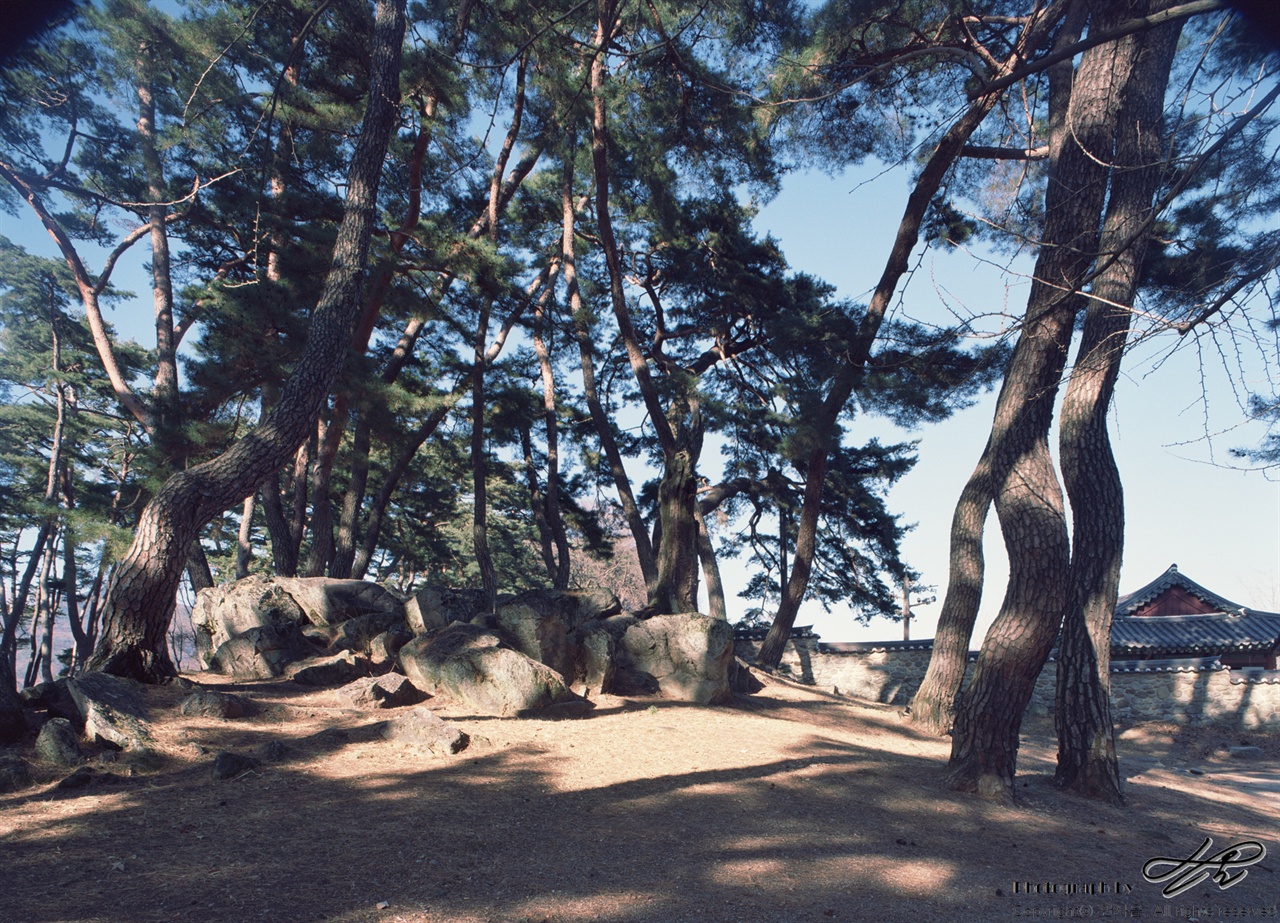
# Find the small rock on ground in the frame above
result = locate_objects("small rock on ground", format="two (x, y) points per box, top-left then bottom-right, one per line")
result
(212, 750), (261, 780)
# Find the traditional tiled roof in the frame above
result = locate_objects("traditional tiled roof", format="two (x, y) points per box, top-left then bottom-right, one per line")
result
(1111, 657), (1225, 673)
(734, 625), (818, 640)
(1111, 610), (1280, 654)
(1115, 563), (1244, 616)
(1229, 668), (1280, 684)
(819, 639), (943, 654)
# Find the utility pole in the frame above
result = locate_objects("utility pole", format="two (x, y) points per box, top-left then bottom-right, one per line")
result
(902, 575), (912, 641)
(900, 576), (936, 641)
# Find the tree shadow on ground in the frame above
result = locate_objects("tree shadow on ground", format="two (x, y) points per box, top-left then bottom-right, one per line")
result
(2, 681), (1277, 923)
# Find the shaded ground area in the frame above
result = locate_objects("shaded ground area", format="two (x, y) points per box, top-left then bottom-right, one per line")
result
(2, 673), (1277, 923)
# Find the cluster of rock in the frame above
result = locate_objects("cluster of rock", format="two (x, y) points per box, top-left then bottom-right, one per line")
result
(1, 671), (173, 793)
(191, 576), (738, 716)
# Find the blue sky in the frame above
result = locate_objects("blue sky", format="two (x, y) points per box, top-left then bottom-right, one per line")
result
(4, 122), (1277, 649)
(741, 164), (1280, 642)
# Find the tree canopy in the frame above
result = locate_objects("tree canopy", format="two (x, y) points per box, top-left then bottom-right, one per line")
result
(1, 0), (1277, 801)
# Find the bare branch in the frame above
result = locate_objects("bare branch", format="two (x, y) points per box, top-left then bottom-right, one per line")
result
(972, 0), (1229, 99)
(961, 143), (1049, 160)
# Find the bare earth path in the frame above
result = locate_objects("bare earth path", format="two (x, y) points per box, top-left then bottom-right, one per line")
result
(2, 672), (1277, 923)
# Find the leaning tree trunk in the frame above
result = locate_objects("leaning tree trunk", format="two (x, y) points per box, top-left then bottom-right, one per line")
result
(946, 435), (1071, 799)
(908, 0), (1095, 732)
(909, 450), (995, 733)
(1055, 4), (1181, 804)
(562, 140), (657, 592)
(945, 0), (1146, 800)
(695, 505), (728, 620)
(85, 0), (407, 681)
(752, 21), (1056, 667)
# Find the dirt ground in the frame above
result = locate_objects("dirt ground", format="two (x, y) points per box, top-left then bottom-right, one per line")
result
(2, 671), (1277, 923)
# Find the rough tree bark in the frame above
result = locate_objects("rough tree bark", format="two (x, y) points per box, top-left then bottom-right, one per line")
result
(755, 3), (1067, 668)
(533, 271), (572, 589)
(236, 494), (255, 579)
(1055, 4), (1181, 804)
(589, 0), (704, 612)
(563, 136), (659, 593)
(330, 0), (475, 579)
(945, 0), (1148, 799)
(908, 452), (995, 732)
(910, 3), (1090, 730)
(85, 0), (407, 681)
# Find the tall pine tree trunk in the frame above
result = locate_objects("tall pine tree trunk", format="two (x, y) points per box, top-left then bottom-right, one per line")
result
(562, 140), (658, 593)
(908, 1), (1096, 733)
(752, 17), (1059, 665)
(533, 276), (572, 589)
(909, 452), (995, 733)
(945, 0), (1146, 799)
(86, 0), (407, 681)
(1055, 4), (1181, 804)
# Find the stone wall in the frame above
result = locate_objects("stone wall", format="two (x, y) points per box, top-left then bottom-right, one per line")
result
(739, 639), (1280, 731)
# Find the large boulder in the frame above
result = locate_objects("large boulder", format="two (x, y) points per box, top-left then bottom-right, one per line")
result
(193, 577), (408, 678)
(404, 586), (491, 634)
(567, 620), (615, 698)
(67, 673), (155, 751)
(272, 577), (405, 628)
(494, 588), (623, 678)
(180, 690), (253, 719)
(330, 611), (407, 656)
(191, 575), (306, 663)
(368, 626), (413, 674)
(398, 624), (579, 717)
(35, 718), (85, 766)
(209, 624), (306, 679)
(617, 613), (735, 705)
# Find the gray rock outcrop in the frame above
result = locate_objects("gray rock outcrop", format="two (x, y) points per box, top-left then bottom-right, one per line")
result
(180, 690), (253, 719)
(289, 651), (370, 686)
(272, 577), (405, 628)
(35, 718), (85, 766)
(337, 674), (427, 710)
(67, 673), (155, 750)
(398, 624), (580, 716)
(209, 624), (306, 679)
(191, 575), (306, 662)
(617, 613), (735, 705)
(193, 576), (410, 680)
(381, 706), (469, 754)
(404, 586), (491, 634)
(494, 588), (623, 679)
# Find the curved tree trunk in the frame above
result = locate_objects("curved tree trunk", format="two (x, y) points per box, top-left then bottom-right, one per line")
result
(695, 505), (727, 620)
(909, 0), (1097, 733)
(533, 278), (572, 589)
(1055, 4), (1181, 804)
(86, 0), (407, 681)
(753, 17), (1058, 666)
(945, 0), (1147, 800)
(909, 450), (995, 733)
